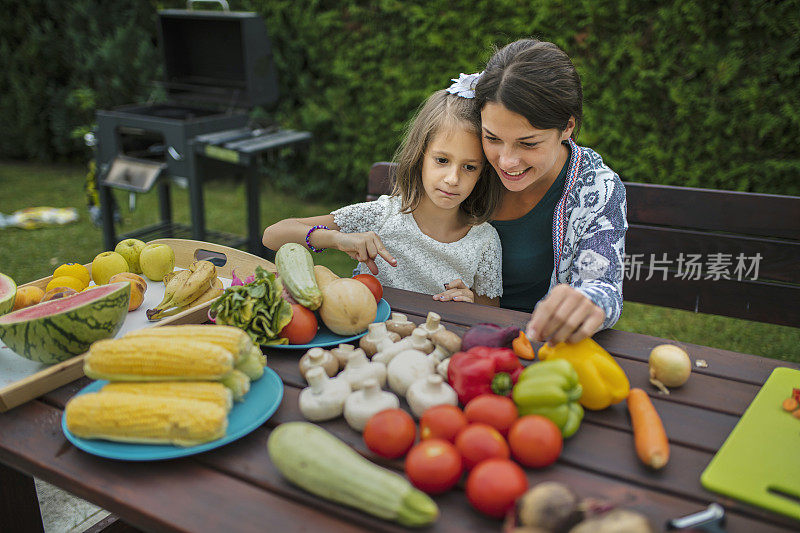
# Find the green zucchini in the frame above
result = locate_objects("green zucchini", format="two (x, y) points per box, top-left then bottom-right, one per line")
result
(267, 422), (438, 527)
(275, 243), (323, 310)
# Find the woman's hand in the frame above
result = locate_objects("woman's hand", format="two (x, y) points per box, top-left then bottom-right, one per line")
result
(433, 279), (474, 303)
(334, 231), (397, 275)
(525, 284), (605, 345)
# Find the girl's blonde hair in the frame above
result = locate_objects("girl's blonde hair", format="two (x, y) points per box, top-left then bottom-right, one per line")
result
(390, 90), (502, 225)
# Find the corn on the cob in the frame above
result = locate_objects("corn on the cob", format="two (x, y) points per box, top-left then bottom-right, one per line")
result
(221, 369), (251, 402)
(65, 392), (228, 447)
(84, 338), (234, 381)
(100, 381), (233, 412)
(234, 349), (265, 381)
(124, 325), (259, 365)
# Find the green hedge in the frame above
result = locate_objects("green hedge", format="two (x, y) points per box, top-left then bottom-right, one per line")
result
(2, 1), (798, 198)
(0, 1), (162, 161)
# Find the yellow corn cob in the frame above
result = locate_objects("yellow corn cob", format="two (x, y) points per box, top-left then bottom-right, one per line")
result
(234, 349), (264, 381)
(220, 369), (251, 402)
(65, 392), (228, 447)
(84, 338), (234, 381)
(124, 325), (259, 365)
(100, 381), (233, 412)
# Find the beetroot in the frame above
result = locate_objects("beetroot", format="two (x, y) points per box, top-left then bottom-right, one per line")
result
(461, 323), (520, 351)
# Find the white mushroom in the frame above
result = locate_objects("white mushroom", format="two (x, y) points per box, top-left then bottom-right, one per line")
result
(298, 367), (352, 421)
(419, 311), (445, 339)
(385, 312), (416, 338)
(338, 348), (387, 390)
(436, 358), (450, 380)
(359, 322), (400, 358)
(406, 374), (458, 417)
(330, 343), (356, 370)
(387, 349), (435, 397)
(298, 347), (338, 379)
(343, 379), (399, 432)
(372, 336), (414, 366)
(408, 328), (435, 355)
(429, 329), (462, 362)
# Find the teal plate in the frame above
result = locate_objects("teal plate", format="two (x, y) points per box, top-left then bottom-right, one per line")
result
(270, 298), (391, 350)
(62, 368), (283, 461)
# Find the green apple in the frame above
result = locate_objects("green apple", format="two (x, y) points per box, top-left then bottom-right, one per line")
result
(140, 243), (175, 281)
(91, 251), (130, 285)
(114, 238), (147, 274)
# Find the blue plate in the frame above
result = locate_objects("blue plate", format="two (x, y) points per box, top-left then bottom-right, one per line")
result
(62, 368), (284, 461)
(270, 298), (391, 350)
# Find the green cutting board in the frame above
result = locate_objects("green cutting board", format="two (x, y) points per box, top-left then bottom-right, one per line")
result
(701, 367), (800, 520)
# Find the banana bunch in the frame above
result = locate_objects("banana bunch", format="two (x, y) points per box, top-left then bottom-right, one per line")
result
(146, 260), (223, 321)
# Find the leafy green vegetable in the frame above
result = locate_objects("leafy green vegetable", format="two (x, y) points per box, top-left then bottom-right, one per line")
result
(210, 267), (293, 346)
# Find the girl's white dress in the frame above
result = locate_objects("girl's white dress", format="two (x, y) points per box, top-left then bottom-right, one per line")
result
(332, 195), (502, 298)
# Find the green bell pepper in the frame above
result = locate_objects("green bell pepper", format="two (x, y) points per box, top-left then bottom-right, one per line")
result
(512, 359), (584, 438)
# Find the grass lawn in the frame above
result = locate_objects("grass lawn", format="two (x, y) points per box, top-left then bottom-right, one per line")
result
(1, 160), (797, 363)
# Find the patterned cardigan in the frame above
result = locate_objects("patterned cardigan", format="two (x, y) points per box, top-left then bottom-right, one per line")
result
(550, 139), (627, 330)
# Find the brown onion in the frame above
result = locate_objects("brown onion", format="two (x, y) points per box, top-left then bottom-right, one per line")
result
(648, 344), (691, 394)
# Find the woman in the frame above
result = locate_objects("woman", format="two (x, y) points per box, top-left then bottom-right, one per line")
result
(439, 39), (627, 345)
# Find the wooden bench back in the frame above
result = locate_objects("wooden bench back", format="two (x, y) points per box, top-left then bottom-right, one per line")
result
(625, 183), (800, 327)
(366, 162), (800, 327)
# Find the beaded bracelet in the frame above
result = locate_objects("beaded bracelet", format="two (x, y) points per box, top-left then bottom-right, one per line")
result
(305, 225), (329, 252)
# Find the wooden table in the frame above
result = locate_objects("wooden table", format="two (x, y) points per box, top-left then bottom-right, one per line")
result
(1, 286), (798, 532)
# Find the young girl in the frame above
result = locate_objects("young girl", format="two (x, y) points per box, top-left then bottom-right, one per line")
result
(262, 81), (504, 305)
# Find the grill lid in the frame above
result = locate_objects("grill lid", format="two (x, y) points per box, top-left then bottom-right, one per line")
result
(157, 7), (279, 109)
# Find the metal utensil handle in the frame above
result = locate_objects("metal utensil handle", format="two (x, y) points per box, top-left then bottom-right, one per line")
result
(187, 0), (230, 11)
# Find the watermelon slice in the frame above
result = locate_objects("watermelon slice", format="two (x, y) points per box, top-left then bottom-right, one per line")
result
(0, 273), (16, 316)
(0, 281), (130, 364)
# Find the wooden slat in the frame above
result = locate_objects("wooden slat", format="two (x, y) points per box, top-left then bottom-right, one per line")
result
(625, 182), (800, 240)
(0, 401), (367, 533)
(367, 161), (395, 200)
(592, 328), (800, 385)
(623, 272), (800, 327)
(626, 224), (800, 284)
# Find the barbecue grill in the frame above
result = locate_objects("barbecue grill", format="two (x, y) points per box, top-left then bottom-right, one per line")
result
(96, 1), (310, 256)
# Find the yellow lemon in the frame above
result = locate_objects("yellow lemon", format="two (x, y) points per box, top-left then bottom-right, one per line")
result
(53, 263), (90, 289)
(46, 276), (86, 293)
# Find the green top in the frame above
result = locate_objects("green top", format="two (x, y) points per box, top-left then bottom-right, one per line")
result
(490, 154), (569, 313)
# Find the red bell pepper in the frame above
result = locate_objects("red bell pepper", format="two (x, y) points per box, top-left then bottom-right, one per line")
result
(447, 346), (524, 405)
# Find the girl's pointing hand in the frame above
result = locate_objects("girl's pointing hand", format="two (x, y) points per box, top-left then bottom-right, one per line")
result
(335, 231), (397, 274)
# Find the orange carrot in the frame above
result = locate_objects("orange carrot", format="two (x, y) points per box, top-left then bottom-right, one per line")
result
(627, 388), (670, 469)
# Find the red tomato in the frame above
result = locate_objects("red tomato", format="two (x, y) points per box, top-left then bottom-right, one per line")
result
(454, 423), (510, 470)
(466, 458), (528, 518)
(363, 409), (416, 459)
(464, 394), (518, 436)
(420, 405), (468, 443)
(279, 303), (318, 344)
(353, 274), (383, 302)
(508, 415), (563, 468)
(404, 439), (463, 494)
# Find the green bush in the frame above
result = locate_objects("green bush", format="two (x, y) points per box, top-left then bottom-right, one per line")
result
(2, 1), (798, 197)
(0, 1), (162, 160)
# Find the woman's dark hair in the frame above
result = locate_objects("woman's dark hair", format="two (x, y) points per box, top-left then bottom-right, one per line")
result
(475, 39), (583, 138)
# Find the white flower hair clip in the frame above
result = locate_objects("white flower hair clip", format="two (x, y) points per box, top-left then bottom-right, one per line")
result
(446, 72), (483, 99)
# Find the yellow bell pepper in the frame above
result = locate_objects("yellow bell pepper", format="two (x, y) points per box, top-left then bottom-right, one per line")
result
(538, 337), (630, 410)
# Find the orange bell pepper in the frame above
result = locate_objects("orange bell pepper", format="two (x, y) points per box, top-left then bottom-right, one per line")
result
(512, 331), (535, 360)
